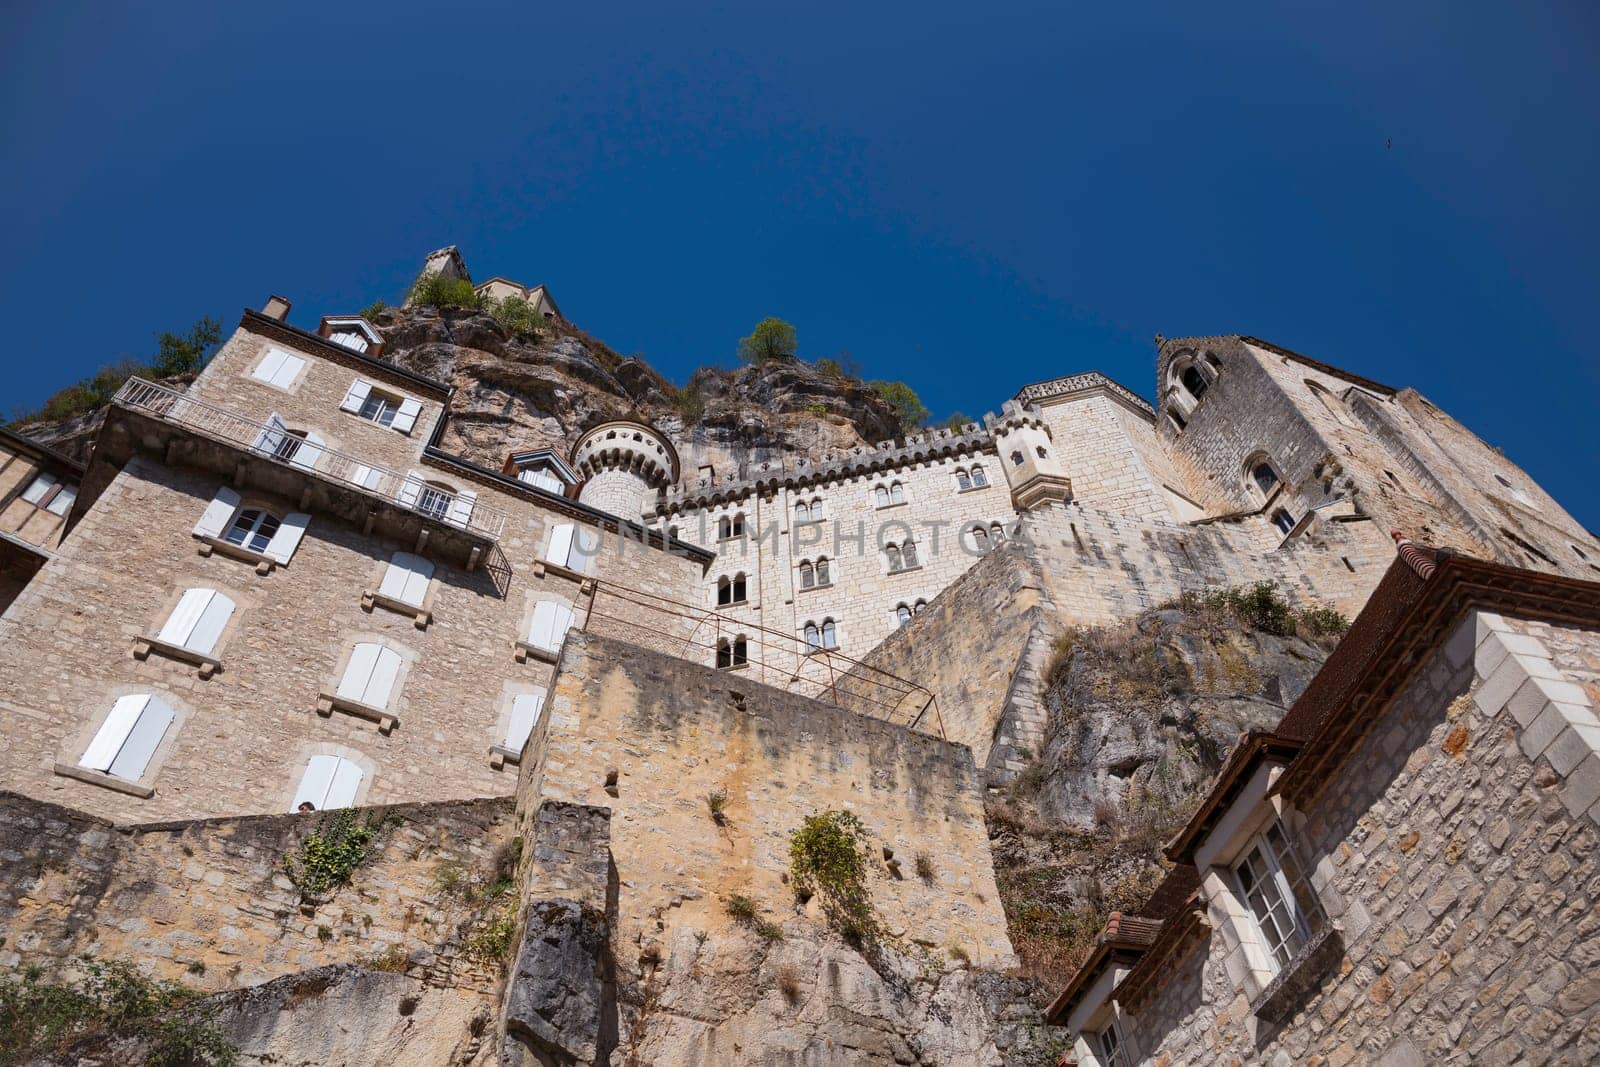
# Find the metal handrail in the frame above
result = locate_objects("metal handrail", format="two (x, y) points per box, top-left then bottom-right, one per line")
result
(576, 579), (943, 737)
(113, 377), (507, 540)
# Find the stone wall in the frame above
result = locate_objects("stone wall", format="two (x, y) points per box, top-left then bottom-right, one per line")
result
(1123, 611), (1600, 1065)
(0, 790), (515, 993)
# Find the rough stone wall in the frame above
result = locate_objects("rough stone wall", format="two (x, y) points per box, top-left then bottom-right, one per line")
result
(1124, 612), (1600, 1066)
(0, 451), (703, 823)
(1031, 392), (1176, 520)
(0, 790), (514, 993)
(524, 631), (1017, 973)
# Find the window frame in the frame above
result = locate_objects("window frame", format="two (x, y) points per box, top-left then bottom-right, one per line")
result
(1230, 822), (1320, 977)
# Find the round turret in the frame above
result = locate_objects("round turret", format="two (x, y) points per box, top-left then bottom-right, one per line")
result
(570, 419), (680, 519)
(988, 401), (1072, 510)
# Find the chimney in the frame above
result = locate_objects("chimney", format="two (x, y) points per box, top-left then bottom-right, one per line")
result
(262, 295), (292, 321)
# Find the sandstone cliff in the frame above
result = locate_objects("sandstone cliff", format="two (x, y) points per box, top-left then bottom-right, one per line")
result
(989, 589), (1343, 990)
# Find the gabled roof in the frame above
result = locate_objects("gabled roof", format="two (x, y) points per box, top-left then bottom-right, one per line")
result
(502, 449), (579, 486)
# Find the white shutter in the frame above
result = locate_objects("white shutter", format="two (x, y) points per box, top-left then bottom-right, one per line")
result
(108, 696), (174, 780)
(273, 352), (306, 388)
(81, 694), (149, 771)
(528, 601), (574, 652)
(445, 489), (475, 529)
(292, 431), (324, 472)
(292, 754), (338, 811)
(340, 378), (373, 414)
(251, 348), (287, 384)
(363, 645), (402, 709)
(505, 690), (545, 751)
(521, 468), (563, 494)
(352, 465), (382, 491)
(187, 591), (235, 655)
(391, 397), (422, 434)
(157, 588), (212, 647)
(379, 552), (432, 608)
(325, 758), (363, 809)
(332, 331), (368, 353)
(545, 523), (575, 568)
(264, 512), (310, 563)
(337, 643), (381, 703)
(397, 470), (423, 509)
(194, 487), (241, 539)
(570, 525), (599, 575)
(253, 412), (288, 455)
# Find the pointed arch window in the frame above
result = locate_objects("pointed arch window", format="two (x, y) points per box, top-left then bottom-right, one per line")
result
(1252, 462), (1280, 497)
(799, 561), (815, 589)
(1181, 365), (1209, 401)
(889, 482), (905, 505)
(803, 622), (822, 651)
(956, 469), (972, 491)
(970, 465), (988, 487)
(874, 486), (890, 507)
(820, 619), (838, 650)
(896, 604), (912, 626)
(815, 557), (830, 585)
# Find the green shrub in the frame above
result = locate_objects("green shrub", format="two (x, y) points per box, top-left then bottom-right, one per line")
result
(944, 412), (973, 433)
(284, 810), (388, 900)
(804, 401), (829, 416)
(0, 957), (235, 1065)
(408, 271), (483, 309)
(814, 357), (844, 378)
(706, 788), (730, 826)
(1296, 606), (1350, 639)
(360, 300), (387, 320)
(737, 317), (797, 364)
(487, 295), (547, 340)
(867, 380), (929, 434)
(1175, 581), (1346, 642)
(674, 381), (706, 424)
(151, 318), (222, 378)
(10, 317), (220, 427)
(464, 902), (519, 964)
(789, 810), (877, 945)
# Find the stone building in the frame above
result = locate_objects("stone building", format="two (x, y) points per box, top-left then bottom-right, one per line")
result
(0, 246), (1596, 1064)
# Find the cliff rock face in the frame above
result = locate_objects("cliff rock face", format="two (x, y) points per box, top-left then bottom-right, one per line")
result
(371, 305), (901, 481)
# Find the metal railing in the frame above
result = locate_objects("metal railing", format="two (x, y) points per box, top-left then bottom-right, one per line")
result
(114, 377), (507, 540)
(575, 580), (944, 737)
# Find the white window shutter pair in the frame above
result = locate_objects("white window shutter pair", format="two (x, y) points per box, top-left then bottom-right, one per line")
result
(330, 330), (369, 353)
(391, 398), (422, 434)
(378, 552), (433, 608)
(528, 601), (575, 653)
(351, 465), (383, 491)
(544, 523), (597, 573)
(194, 487), (242, 539)
(291, 754), (363, 812)
(340, 378), (373, 414)
(251, 348), (305, 389)
(81, 694), (175, 780)
(445, 490), (476, 529)
(520, 468), (563, 494)
(337, 642), (403, 709)
(505, 690), (546, 752)
(157, 588), (236, 655)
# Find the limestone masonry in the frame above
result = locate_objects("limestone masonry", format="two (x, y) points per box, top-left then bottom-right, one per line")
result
(1, 246), (1597, 1065)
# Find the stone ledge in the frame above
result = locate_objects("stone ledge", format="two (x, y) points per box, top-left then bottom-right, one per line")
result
(1250, 923), (1343, 1023)
(361, 589), (432, 630)
(515, 640), (560, 665)
(315, 692), (399, 734)
(52, 762), (155, 798)
(489, 744), (522, 770)
(195, 534), (279, 575)
(530, 560), (595, 590)
(132, 635), (223, 678)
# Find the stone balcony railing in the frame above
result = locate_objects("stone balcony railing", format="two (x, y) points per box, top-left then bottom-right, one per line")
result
(112, 377), (508, 543)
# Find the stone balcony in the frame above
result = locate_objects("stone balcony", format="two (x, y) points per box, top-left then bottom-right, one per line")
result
(100, 378), (506, 570)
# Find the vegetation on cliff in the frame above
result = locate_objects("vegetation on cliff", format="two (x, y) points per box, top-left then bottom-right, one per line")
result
(989, 582), (1346, 994)
(8, 317), (220, 427)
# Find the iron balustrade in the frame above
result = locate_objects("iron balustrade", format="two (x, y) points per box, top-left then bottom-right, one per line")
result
(113, 377), (507, 540)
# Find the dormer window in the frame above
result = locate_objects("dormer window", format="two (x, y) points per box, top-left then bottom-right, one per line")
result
(318, 317), (385, 356)
(1233, 822), (1319, 974)
(1093, 1022), (1130, 1067)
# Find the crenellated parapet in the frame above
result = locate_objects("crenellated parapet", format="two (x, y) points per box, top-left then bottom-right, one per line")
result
(654, 422), (994, 515)
(571, 419), (679, 519)
(1012, 370), (1154, 418)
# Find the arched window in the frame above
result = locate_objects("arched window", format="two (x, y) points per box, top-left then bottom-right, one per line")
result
(225, 508), (280, 553)
(717, 576), (732, 606)
(1181, 365), (1209, 401)
(718, 517), (731, 540)
(913, 598), (927, 615)
(1272, 509), (1296, 535)
(886, 545), (902, 572)
(902, 541), (918, 567)
(1168, 408), (1188, 432)
(874, 486), (890, 507)
(716, 639), (732, 669)
(971, 465), (988, 487)
(1251, 462), (1280, 497)
(896, 604), (912, 626)
(732, 636), (747, 666)
(815, 557), (830, 585)
(956, 469), (972, 491)
(799, 561), (815, 589)
(731, 573), (746, 602)
(809, 497), (822, 518)
(991, 522), (1006, 544)
(291, 753), (364, 813)
(667, 524), (679, 540)
(1011, 451), (1024, 466)
(803, 622), (821, 651)
(890, 482), (905, 505)
(156, 588), (236, 656)
(972, 526), (990, 552)
(821, 619), (838, 650)
(730, 513), (745, 537)
(795, 500), (811, 522)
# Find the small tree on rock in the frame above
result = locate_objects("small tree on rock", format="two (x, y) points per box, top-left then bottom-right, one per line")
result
(152, 317), (222, 378)
(738, 318), (798, 364)
(869, 380), (930, 434)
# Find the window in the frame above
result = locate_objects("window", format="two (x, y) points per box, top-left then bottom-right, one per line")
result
(903, 540), (918, 568)
(956, 470), (972, 491)
(80, 694), (175, 782)
(1272, 509), (1296, 536)
(1494, 474), (1538, 509)
(1094, 1021), (1130, 1067)
(799, 561), (815, 589)
(250, 347), (306, 390)
(156, 588), (235, 656)
(886, 545), (902, 572)
(821, 619), (838, 650)
(717, 573), (747, 606)
(890, 482), (905, 505)
(815, 557), (830, 585)
(528, 600), (576, 654)
(1251, 462), (1280, 497)
(519, 466), (565, 494)
(193, 487), (309, 564)
(1233, 823), (1319, 973)
(971, 526), (990, 552)
(416, 482), (453, 521)
(337, 643), (403, 709)
(1167, 408), (1187, 431)
(1010, 450), (1024, 466)
(226, 509), (281, 553)
(913, 598), (927, 615)
(340, 379), (421, 433)
(1035, 446), (1048, 459)
(1305, 379), (1357, 429)
(543, 522), (597, 574)
(795, 500), (811, 522)
(716, 636), (748, 669)
(20, 472), (75, 516)
(504, 690), (545, 754)
(874, 486), (890, 507)
(803, 622), (821, 651)
(378, 551), (433, 609)
(971, 465), (988, 487)
(329, 329), (370, 353)
(718, 513), (746, 540)
(896, 604), (912, 626)
(991, 522), (1006, 544)
(886, 540), (917, 572)
(290, 754), (363, 812)
(1180, 364), (1209, 401)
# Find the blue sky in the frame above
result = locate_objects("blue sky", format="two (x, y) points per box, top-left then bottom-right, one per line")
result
(4, 2), (1597, 527)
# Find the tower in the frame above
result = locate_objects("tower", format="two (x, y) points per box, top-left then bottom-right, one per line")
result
(569, 419), (680, 520)
(989, 400), (1072, 510)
